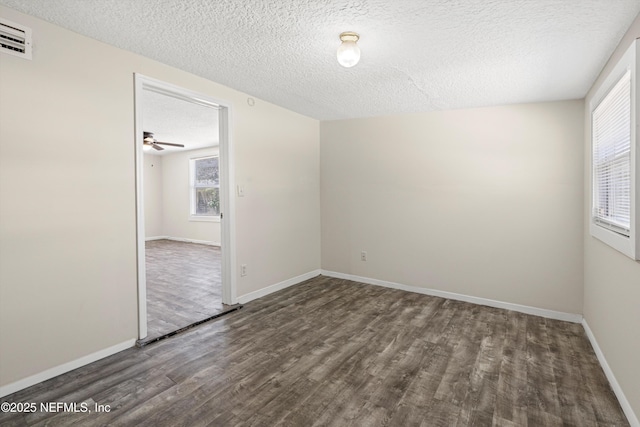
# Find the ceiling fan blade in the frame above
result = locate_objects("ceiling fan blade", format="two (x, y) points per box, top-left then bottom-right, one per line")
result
(155, 141), (185, 148)
(152, 143), (164, 151)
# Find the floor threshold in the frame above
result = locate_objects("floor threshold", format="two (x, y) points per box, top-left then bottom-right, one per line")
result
(136, 304), (243, 347)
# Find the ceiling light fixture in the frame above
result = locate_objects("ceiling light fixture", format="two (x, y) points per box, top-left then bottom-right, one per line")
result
(337, 31), (360, 68)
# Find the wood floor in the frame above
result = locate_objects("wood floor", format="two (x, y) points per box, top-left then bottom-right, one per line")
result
(0, 276), (629, 426)
(145, 239), (233, 342)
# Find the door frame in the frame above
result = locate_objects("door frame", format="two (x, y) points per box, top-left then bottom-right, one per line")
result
(134, 74), (237, 339)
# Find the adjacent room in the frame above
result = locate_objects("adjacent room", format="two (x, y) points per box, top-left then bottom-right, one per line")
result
(0, 1), (639, 426)
(139, 87), (238, 343)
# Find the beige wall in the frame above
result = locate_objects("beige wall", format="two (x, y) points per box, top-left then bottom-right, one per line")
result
(583, 15), (640, 419)
(145, 148), (221, 243)
(234, 96), (321, 293)
(321, 100), (585, 314)
(0, 7), (320, 388)
(162, 147), (220, 245)
(161, 147), (220, 244)
(143, 154), (163, 237)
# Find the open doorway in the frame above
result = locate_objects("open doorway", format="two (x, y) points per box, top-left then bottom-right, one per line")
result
(134, 75), (237, 343)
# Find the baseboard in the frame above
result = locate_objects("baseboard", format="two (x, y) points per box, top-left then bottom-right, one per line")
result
(320, 270), (583, 323)
(167, 237), (220, 246)
(145, 236), (220, 246)
(582, 320), (639, 427)
(0, 338), (136, 398)
(237, 269), (322, 304)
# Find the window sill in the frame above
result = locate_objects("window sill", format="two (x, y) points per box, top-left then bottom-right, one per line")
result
(590, 221), (637, 260)
(189, 216), (220, 223)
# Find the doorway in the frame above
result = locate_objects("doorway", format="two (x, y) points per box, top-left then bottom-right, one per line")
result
(134, 74), (237, 342)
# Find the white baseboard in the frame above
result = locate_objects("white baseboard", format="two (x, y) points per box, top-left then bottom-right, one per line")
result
(166, 236), (220, 246)
(320, 270), (583, 323)
(0, 339), (136, 398)
(145, 236), (220, 246)
(582, 320), (639, 427)
(237, 270), (321, 304)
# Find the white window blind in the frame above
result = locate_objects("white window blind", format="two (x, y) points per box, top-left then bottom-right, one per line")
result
(592, 70), (632, 236)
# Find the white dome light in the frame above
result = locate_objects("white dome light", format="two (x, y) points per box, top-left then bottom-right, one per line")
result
(337, 32), (360, 68)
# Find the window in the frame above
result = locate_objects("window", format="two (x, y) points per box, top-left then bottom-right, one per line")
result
(590, 40), (638, 260)
(190, 156), (220, 219)
(592, 71), (631, 235)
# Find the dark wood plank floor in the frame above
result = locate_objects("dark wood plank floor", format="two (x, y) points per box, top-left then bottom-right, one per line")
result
(145, 239), (232, 342)
(0, 276), (629, 426)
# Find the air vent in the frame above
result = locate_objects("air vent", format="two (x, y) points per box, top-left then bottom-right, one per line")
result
(0, 18), (32, 60)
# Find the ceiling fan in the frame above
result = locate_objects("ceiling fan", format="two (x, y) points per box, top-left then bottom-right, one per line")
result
(143, 131), (185, 151)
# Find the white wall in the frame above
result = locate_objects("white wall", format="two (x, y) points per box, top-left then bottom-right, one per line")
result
(583, 14), (640, 421)
(161, 147), (220, 244)
(144, 154), (163, 237)
(0, 6), (320, 390)
(321, 100), (585, 314)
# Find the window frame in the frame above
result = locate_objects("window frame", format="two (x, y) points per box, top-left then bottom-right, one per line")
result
(189, 155), (221, 222)
(589, 40), (638, 260)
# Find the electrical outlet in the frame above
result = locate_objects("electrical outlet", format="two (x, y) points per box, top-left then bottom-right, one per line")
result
(361, 251), (367, 261)
(240, 264), (247, 276)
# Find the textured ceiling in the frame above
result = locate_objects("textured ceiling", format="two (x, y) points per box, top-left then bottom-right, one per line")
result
(2, 0), (639, 120)
(142, 89), (219, 156)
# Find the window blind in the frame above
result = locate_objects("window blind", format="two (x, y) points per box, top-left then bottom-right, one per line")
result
(592, 70), (632, 236)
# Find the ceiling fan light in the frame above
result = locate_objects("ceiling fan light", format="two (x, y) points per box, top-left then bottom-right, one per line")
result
(337, 32), (360, 68)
